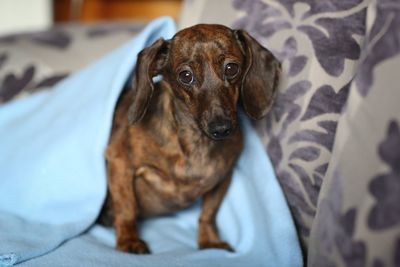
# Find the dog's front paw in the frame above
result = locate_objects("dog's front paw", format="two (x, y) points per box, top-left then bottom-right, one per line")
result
(199, 241), (234, 252)
(117, 238), (151, 254)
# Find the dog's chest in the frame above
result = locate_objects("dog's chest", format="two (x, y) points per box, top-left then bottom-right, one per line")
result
(131, 126), (241, 217)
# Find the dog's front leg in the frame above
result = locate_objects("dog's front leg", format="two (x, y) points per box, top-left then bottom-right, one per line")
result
(198, 175), (234, 252)
(106, 145), (150, 254)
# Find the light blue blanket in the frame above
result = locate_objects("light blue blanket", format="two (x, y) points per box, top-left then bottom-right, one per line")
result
(0, 17), (302, 267)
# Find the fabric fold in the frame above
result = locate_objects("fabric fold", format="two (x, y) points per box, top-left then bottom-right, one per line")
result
(0, 17), (176, 266)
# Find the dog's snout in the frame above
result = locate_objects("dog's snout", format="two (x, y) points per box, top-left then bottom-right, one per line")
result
(208, 120), (233, 140)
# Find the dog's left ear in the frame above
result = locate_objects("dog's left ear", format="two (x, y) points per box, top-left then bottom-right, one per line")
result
(128, 38), (170, 124)
(234, 30), (281, 120)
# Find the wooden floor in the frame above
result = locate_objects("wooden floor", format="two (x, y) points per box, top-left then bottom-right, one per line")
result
(54, 0), (183, 22)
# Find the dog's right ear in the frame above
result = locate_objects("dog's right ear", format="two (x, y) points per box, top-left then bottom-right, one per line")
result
(234, 30), (281, 120)
(128, 38), (170, 124)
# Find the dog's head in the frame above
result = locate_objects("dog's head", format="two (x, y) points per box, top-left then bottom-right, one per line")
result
(128, 24), (281, 140)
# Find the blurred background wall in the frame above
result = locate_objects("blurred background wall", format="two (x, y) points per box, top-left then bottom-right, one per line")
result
(0, 0), (52, 35)
(0, 0), (183, 36)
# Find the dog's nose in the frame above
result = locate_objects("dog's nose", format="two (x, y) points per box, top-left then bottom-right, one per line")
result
(208, 120), (233, 140)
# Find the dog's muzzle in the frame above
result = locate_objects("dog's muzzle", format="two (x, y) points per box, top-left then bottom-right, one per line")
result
(207, 119), (233, 140)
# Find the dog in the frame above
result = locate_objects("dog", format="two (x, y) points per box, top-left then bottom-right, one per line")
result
(101, 24), (281, 254)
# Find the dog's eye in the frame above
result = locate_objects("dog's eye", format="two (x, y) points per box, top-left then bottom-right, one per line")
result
(178, 70), (194, 85)
(224, 63), (239, 78)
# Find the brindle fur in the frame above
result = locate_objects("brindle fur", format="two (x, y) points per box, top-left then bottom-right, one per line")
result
(101, 24), (281, 254)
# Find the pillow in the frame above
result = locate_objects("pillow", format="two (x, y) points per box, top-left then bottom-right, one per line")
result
(308, 1), (400, 265)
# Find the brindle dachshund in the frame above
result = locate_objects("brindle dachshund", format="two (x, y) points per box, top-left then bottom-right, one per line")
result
(101, 24), (281, 254)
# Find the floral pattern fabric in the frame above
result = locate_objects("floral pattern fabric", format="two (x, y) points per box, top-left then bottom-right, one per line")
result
(231, 0), (368, 247)
(0, 21), (146, 103)
(309, 1), (400, 265)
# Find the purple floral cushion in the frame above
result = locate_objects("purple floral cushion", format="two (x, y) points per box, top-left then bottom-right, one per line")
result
(231, 0), (366, 246)
(309, 1), (400, 265)
(0, 21), (146, 103)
